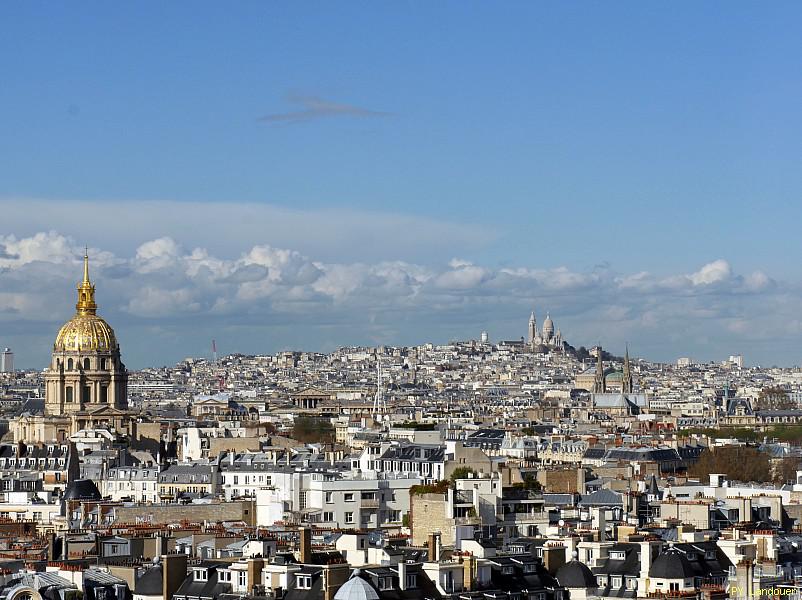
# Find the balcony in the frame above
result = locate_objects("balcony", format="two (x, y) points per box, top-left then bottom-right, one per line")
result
(361, 499), (380, 509)
(503, 511), (548, 524)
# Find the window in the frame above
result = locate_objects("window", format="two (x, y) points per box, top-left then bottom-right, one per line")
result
(405, 574), (417, 589)
(344, 493), (354, 502)
(84, 358), (91, 370)
(345, 512), (354, 524)
(612, 576), (622, 587)
(296, 575), (312, 589)
(325, 492), (333, 503)
(238, 572), (247, 587)
(100, 385), (108, 403)
(194, 570), (207, 582)
(379, 577), (393, 591)
(82, 385), (91, 403)
(323, 512), (334, 522)
(502, 566), (514, 575)
(66, 387), (73, 403)
(67, 358), (73, 370)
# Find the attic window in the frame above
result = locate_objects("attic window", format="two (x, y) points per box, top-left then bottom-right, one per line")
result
(610, 551), (626, 560)
(194, 570), (207, 582)
(296, 575), (312, 589)
(379, 577), (393, 591)
(502, 566), (514, 575)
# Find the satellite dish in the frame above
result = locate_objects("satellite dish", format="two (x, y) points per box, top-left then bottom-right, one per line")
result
(558, 519), (565, 527)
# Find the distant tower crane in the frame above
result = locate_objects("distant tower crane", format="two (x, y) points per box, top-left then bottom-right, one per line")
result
(372, 357), (387, 421)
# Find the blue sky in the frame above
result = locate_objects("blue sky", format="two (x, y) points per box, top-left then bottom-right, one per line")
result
(2, 3), (802, 368)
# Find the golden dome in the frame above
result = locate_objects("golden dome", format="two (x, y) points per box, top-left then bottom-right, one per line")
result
(53, 252), (119, 353)
(54, 314), (118, 352)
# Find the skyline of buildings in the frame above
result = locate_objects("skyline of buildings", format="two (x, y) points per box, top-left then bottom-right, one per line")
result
(0, 239), (801, 600)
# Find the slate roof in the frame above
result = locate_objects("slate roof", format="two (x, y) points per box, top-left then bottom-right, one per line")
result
(580, 489), (623, 508)
(649, 547), (695, 579)
(556, 560), (597, 588)
(174, 566), (231, 600)
(593, 543), (641, 577)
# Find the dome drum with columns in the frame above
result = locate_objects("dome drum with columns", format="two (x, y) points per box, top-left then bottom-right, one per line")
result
(44, 253), (128, 416)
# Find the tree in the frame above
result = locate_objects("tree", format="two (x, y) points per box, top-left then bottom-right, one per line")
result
(449, 467), (478, 481)
(291, 416), (334, 445)
(689, 446), (771, 484)
(773, 457), (801, 485)
(756, 386), (795, 411)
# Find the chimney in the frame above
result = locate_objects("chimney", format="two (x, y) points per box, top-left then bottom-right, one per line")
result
(299, 527), (312, 564)
(323, 563), (350, 600)
(247, 557), (264, 591)
(428, 532), (441, 562)
(591, 507), (606, 540)
(462, 554), (476, 591)
(638, 541), (654, 581)
(398, 561), (408, 591)
(736, 558), (754, 598)
(47, 532), (58, 562)
(617, 525), (636, 541)
(162, 553), (188, 600)
(542, 544), (566, 575)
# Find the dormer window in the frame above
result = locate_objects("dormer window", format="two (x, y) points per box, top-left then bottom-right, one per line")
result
(502, 566), (514, 575)
(193, 569), (208, 582)
(296, 575), (312, 589)
(610, 551), (626, 560)
(378, 576), (394, 591)
(405, 574), (417, 589)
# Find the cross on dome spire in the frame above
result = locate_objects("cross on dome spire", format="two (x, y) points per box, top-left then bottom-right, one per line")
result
(76, 249), (97, 315)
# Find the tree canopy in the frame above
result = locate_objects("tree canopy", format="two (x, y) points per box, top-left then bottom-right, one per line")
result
(689, 446), (771, 484)
(449, 467), (478, 481)
(291, 416), (334, 445)
(756, 386), (796, 411)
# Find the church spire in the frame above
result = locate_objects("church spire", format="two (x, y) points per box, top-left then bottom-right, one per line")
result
(622, 343), (634, 394)
(594, 346), (606, 393)
(75, 249), (97, 315)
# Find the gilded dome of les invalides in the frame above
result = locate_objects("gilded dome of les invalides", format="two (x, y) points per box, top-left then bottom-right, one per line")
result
(53, 252), (119, 353)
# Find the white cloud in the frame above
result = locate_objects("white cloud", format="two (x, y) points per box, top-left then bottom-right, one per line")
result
(135, 237), (182, 273)
(689, 259), (731, 285)
(1, 231), (799, 367)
